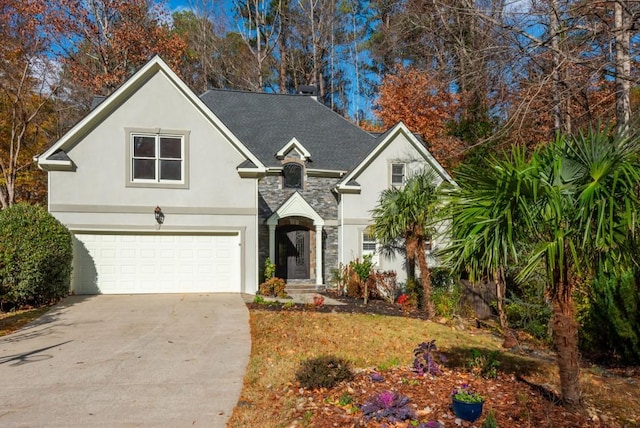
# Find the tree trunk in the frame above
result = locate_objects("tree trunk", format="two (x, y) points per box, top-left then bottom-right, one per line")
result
(415, 235), (434, 318)
(615, 0), (631, 134)
(278, 9), (289, 93)
(550, 0), (563, 134)
(362, 278), (368, 305)
(494, 268), (508, 330)
(405, 233), (417, 284)
(550, 272), (581, 407)
(495, 267), (517, 348)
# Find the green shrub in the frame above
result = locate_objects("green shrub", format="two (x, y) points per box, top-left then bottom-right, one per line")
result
(467, 349), (500, 379)
(263, 257), (276, 281)
(431, 282), (463, 318)
(0, 204), (72, 307)
(504, 295), (551, 341)
(295, 355), (354, 389)
(431, 267), (456, 289)
(481, 410), (499, 428)
(403, 277), (422, 309)
(578, 269), (640, 364)
(258, 277), (287, 298)
(344, 256), (375, 299)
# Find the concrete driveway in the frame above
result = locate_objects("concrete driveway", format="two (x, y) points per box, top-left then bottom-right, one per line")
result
(0, 294), (250, 427)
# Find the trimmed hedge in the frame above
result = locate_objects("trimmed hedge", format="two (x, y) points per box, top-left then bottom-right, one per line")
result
(0, 204), (72, 307)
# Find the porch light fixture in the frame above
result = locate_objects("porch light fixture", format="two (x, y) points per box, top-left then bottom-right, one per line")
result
(154, 206), (165, 225)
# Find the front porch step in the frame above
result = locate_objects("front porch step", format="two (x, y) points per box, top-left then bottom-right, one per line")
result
(285, 283), (326, 294)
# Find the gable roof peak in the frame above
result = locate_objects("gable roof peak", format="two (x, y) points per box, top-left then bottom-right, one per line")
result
(276, 137), (311, 161)
(37, 54), (265, 172)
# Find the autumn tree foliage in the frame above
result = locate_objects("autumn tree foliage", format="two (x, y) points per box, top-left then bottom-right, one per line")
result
(376, 66), (464, 168)
(0, 0), (67, 208)
(59, 0), (187, 97)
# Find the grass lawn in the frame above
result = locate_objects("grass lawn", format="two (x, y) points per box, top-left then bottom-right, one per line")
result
(2, 302), (637, 427)
(228, 307), (640, 427)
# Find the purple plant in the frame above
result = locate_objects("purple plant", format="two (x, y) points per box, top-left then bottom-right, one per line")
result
(413, 340), (447, 376)
(360, 391), (416, 423)
(370, 372), (385, 382)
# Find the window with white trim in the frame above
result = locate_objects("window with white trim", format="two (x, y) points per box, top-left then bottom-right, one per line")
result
(362, 231), (379, 266)
(131, 133), (184, 183)
(362, 232), (376, 253)
(391, 163), (405, 187)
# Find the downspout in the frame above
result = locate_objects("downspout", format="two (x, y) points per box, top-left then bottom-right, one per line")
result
(339, 191), (344, 267)
(255, 178), (260, 294)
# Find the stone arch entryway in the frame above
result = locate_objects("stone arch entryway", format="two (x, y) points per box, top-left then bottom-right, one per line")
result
(266, 192), (324, 285)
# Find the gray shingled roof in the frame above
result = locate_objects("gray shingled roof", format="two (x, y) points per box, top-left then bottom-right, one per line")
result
(199, 90), (378, 170)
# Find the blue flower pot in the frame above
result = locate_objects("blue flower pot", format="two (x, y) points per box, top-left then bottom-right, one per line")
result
(452, 398), (484, 422)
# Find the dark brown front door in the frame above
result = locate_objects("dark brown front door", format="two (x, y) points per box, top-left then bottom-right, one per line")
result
(276, 226), (310, 279)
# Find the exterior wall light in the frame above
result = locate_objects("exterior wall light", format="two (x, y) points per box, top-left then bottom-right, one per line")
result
(154, 206), (165, 225)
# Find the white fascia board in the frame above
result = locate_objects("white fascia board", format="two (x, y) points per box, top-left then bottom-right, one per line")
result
(306, 168), (345, 178)
(237, 167), (266, 178)
(335, 184), (361, 194)
(37, 56), (265, 171)
(276, 137), (312, 160)
(36, 159), (74, 171)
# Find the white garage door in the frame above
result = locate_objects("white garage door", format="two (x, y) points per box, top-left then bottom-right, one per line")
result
(72, 233), (241, 294)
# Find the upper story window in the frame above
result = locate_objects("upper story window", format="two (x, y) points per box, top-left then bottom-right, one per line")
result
(391, 163), (405, 187)
(283, 162), (303, 189)
(127, 129), (189, 188)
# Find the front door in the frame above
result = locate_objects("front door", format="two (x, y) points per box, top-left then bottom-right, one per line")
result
(276, 226), (310, 279)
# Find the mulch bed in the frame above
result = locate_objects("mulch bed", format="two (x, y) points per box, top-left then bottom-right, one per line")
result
(246, 293), (430, 319)
(285, 367), (616, 427)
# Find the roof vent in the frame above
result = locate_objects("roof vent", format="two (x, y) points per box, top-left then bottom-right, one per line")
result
(298, 85), (318, 97)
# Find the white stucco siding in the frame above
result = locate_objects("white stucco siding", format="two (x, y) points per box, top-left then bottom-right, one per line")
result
(48, 71), (254, 208)
(47, 70), (259, 294)
(339, 132), (447, 284)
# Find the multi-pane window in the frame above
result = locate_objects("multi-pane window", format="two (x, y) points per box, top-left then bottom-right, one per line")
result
(362, 232), (377, 253)
(391, 163), (405, 187)
(132, 134), (183, 182)
(362, 231), (379, 266)
(283, 162), (303, 189)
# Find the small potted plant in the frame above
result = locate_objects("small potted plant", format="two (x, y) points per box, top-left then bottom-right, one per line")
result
(451, 384), (484, 422)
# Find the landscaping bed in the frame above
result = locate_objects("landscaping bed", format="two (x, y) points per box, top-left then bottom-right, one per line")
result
(235, 295), (639, 427)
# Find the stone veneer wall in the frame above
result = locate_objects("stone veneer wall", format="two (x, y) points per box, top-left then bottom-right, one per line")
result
(258, 174), (340, 284)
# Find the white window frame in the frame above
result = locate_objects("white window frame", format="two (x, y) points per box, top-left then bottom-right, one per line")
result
(126, 128), (189, 189)
(391, 162), (406, 188)
(361, 230), (379, 266)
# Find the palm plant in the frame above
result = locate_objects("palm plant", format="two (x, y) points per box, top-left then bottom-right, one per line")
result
(440, 146), (532, 333)
(444, 127), (640, 406)
(371, 169), (440, 318)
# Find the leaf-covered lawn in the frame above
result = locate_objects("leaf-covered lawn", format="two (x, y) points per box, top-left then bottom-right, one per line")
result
(228, 307), (639, 427)
(0, 307), (50, 336)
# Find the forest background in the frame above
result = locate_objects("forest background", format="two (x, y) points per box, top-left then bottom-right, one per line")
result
(1, 0), (638, 208)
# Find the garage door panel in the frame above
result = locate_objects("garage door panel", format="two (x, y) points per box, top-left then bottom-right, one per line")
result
(72, 233), (241, 294)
